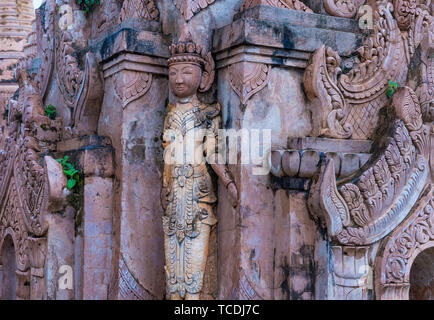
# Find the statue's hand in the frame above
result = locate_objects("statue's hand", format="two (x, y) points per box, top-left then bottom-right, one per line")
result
(227, 182), (238, 208)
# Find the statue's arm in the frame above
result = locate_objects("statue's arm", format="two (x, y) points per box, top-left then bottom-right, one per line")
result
(210, 163), (239, 208)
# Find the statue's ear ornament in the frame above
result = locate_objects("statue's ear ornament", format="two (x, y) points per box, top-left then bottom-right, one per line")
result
(199, 52), (215, 93)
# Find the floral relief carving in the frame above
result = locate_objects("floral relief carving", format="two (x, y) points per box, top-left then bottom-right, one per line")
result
(34, 0), (56, 100)
(115, 255), (154, 300)
(114, 71), (153, 109)
(324, 0), (366, 18)
(54, 24), (104, 136)
(0, 65), (66, 287)
(374, 184), (433, 299)
(303, 1), (432, 139)
(309, 87), (430, 246)
(174, 0), (217, 21)
(240, 0), (313, 12)
(119, 0), (160, 22)
(416, 26), (434, 122)
(229, 62), (271, 105)
(56, 30), (84, 109)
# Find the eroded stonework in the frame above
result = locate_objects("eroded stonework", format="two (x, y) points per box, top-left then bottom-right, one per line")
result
(0, 0), (432, 300)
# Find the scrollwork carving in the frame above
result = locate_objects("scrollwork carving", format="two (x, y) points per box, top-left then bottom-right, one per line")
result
(303, 1), (432, 139)
(174, 0), (217, 21)
(229, 62), (271, 105)
(375, 184), (433, 299)
(240, 0), (313, 12)
(324, 0), (366, 18)
(309, 87), (430, 245)
(120, 0), (160, 22)
(34, 0), (56, 99)
(114, 71), (153, 109)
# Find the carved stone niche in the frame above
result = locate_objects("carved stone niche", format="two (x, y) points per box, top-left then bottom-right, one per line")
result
(375, 184), (433, 300)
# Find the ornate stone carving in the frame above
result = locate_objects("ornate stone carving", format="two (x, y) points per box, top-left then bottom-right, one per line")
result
(162, 36), (238, 299)
(55, 21), (104, 136)
(56, 31), (84, 109)
(226, 269), (264, 300)
(114, 71), (153, 109)
(71, 52), (104, 136)
(240, 0), (313, 12)
(375, 184), (433, 299)
(331, 246), (371, 300)
(0, 65), (67, 299)
(416, 25), (434, 122)
(324, 0), (366, 18)
(229, 62), (271, 105)
(309, 87), (430, 245)
(174, 0), (217, 21)
(303, 2), (432, 139)
(118, 255), (154, 300)
(120, 0), (160, 21)
(34, 0), (56, 100)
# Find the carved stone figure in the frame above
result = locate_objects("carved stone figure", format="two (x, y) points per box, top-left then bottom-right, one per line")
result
(161, 35), (238, 300)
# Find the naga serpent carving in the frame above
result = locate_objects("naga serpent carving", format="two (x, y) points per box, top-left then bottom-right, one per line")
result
(309, 86), (431, 245)
(303, 1), (432, 140)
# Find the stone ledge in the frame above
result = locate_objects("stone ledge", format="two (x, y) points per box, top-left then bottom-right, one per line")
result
(102, 53), (168, 78)
(213, 5), (363, 69)
(288, 137), (372, 153)
(88, 27), (169, 66)
(270, 149), (371, 179)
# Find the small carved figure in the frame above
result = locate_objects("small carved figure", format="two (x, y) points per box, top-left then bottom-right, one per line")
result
(161, 35), (238, 300)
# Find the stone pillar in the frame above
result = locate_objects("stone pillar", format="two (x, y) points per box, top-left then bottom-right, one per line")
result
(45, 206), (75, 300)
(213, 5), (362, 299)
(329, 246), (372, 300)
(27, 237), (47, 300)
(15, 270), (30, 300)
(55, 136), (115, 300)
(99, 28), (168, 298)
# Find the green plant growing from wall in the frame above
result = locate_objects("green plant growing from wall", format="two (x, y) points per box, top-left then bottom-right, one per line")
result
(56, 156), (81, 190)
(77, 0), (101, 13)
(44, 104), (57, 120)
(386, 81), (400, 98)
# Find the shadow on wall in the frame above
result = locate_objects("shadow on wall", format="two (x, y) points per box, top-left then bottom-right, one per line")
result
(0, 235), (17, 300)
(410, 247), (434, 300)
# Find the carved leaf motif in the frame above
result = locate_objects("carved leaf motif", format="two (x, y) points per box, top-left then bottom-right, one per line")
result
(56, 31), (84, 109)
(381, 190), (434, 285)
(303, 45), (353, 138)
(240, 0), (313, 12)
(310, 87), (429, 246)
(229, 62), (271, 105)
(114, 71), (153, 109)
(303, 3), (431, 139)
(120, 0), (160, 22)
(174, 0), (216, 21)
(340, 183), (371, 227)
(324, 0), (366, 18)
(34, 0), (56, 99)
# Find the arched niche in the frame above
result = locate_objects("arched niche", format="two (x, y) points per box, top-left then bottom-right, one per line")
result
(375, 185), (433, 300)
(409, 247), (434, 300)
(0, 234), (17, 300)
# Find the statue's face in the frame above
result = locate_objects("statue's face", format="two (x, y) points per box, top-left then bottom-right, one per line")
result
(169, 63), (202, 98)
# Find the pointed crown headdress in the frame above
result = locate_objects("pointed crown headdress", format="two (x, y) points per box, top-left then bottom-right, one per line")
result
(167, 30), (215, 92)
